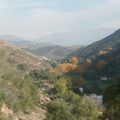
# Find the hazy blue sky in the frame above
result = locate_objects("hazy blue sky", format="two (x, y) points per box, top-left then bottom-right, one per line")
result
(0, 0), (120, 39)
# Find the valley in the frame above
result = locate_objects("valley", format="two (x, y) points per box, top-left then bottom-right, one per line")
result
(0, 29), (120, 120)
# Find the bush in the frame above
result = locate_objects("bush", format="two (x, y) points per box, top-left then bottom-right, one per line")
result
(46, 91), (100, 120)
(0, 50), (5, 62)
(46, 99), (75, 120)
(30, 69), (57, 82)
(17, 63), (28, 71)
(0, 69), (38, 112)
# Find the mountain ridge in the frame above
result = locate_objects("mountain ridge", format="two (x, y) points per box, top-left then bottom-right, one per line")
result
(69, 28), (120, 61)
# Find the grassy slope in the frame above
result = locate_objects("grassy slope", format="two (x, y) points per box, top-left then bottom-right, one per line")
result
(0, 40), (49, 120)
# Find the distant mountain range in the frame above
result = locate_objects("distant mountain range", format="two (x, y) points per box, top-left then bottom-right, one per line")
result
(34, 28), (116, 46)
(0, 28), (116, 46)
(0, 28), (118, 60)
(0, 28), (117, 60)
(0, 35), (30, 45)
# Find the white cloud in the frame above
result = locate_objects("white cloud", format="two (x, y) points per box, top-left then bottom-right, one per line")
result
(0, 0), (120, 38)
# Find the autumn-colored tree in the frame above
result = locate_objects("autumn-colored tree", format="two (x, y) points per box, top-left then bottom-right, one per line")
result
(53, 57), (79, 74)
(77, 75), (85, 86)
(99, 50), (107, 56)
(72, 75), (85, 87)
(71, 56), (79, 65)
(108, 47), (113, 51)
(97, 60), (107, 70)
(54, 63), (77, 74)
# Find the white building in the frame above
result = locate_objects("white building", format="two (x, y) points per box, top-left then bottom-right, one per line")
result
(90, 93), (103, 104)
(84, 93), (103, 104)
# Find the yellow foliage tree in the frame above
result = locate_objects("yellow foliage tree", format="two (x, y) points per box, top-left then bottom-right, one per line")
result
(71, 57), (79, 65)
(97, 60), (107, 70)
(99, 50), (107, 56)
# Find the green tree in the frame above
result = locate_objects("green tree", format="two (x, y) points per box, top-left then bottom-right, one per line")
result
(101, 76), (120, 120)
(55, 77), (72, 95)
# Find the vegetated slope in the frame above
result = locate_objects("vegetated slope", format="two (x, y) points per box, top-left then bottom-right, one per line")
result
(83, 43), (120, 81)
(70, 29), (120, 61)
(71, 28), (120, 80)
(0, 40), (50, 120)
(0, 36), (81, 60)
(65, 29), (120, 94)
(25, 45), (82, 60)
(0, 40), (50, 70)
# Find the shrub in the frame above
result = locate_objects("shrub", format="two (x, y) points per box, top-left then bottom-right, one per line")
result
(0, 69), (38, 112)
(46, 91), (100, 120)
(17, 63), (28, 71)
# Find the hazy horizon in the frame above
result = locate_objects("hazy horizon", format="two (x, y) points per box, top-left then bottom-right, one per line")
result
(0, 27), (118, 46)
(0, 0), (120, 40)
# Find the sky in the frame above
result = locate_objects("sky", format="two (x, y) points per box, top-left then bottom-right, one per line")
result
(0, 0), (120, 39)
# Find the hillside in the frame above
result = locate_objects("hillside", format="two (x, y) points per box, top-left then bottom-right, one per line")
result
(0, 36), (81, 60)
(79, 43), (120, 94)
(0, 40), (52, 120)
(64, 29), (120, 94)
(70, 29), (120, 61)
(24, 45), (81, 60)
(0, 40), (50, 70)
(83, 43), (120, 80)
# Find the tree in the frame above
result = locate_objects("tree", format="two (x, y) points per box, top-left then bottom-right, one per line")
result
(17, 63), (28, 71)
(55, 77), (72, 95)
(72, 75), (85, 87)
(99, 50), (107, 56)
(71, 57), (79, 65)
(97, 60), (107, 70)
(101, 76), (120, 120)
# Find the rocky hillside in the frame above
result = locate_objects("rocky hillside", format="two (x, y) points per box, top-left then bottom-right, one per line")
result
(0, 40), (51, 120)
(0, 40), (50, 70)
